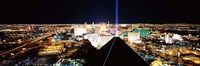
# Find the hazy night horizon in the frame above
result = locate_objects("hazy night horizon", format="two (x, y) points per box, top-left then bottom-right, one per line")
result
(1, 0), (200, 24)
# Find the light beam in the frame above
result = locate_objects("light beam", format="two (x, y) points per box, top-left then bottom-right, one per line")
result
(115, 0), (119, 36)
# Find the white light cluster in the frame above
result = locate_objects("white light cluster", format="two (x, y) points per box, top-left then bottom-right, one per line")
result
(74, 28), (87, 36)
(84, 34), (114, 49)
(172, 34), (183, 41)
(128, 32), (141, 43)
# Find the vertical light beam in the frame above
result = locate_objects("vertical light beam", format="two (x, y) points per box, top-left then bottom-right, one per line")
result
(115, 0), (119, 35)
(115, 0), (118, 27)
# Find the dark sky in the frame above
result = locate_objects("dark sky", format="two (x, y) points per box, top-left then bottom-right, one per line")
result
(1, 0), (200, 24)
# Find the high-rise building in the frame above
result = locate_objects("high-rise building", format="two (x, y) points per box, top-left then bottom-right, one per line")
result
(128, 32), (141, 43)
(74, 28), (87, 36)
(165, 33), (173, 44)
(132, 28), (150, 37)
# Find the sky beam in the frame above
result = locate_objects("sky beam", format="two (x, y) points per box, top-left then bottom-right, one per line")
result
(115, 0), (118, 27)
(115, 0), (119, 35)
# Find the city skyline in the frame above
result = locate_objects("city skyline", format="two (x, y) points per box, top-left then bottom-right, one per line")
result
(0, 24), (199, 66)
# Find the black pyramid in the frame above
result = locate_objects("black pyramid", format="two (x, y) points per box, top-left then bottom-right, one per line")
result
(83, 37), (149, 66)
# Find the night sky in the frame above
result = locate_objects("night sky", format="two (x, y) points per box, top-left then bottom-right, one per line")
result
(1, 0), (200, 24)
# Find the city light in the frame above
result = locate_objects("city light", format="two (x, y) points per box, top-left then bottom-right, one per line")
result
(0, 24), (199, 66)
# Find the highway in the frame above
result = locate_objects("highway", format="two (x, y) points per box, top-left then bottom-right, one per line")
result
(0, 33), (52, 56)
(0, 27), (66, 64)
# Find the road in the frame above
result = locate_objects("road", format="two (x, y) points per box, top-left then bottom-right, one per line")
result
(0, 32), (52, 57)
(0, 27), (66, 64)
(0, 27), (65, 64)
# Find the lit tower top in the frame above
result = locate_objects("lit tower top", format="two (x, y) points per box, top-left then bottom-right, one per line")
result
(108, 21), (110, 26)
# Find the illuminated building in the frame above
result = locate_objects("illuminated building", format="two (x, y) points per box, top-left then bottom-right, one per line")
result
(119, 32), (128, 36)
(54, 33), (64, 41)
(172, 34), (183, 41)
(132, 28), (150, 37)
(25, 26), (31, 31)
(74, 28), (87, 36)
(84, 34), (100, 48)
(165, 33), (173, 44)
(38, 43), (64, 56)
(84, 33), (114, 49)
(99, 22), (109, 35)
(128, 32), (141, 43)
(109, 26), (117, 35)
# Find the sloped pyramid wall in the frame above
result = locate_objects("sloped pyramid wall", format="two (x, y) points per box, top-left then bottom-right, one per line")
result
(83, 37), (149, 66)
